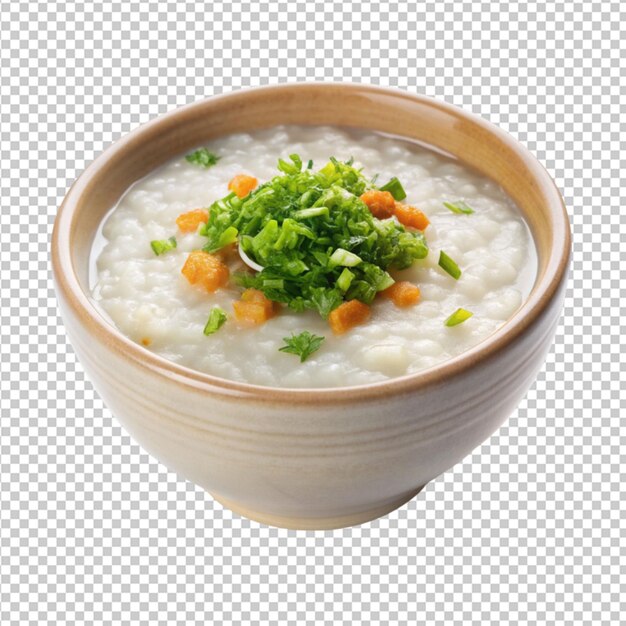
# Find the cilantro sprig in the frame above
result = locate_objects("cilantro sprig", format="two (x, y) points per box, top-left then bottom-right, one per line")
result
(279, 331), (325, 362)
(185, 148), (221, 168)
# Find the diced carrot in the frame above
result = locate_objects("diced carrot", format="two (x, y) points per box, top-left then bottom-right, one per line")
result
(242, 288), (271, 304)
(141, 337), (152, 347)
(233, 301), (270, 325)
(242, 288), (276, 316)
(328, 300), (371, 335)
(228, 174), (258, 198)
(393, 202), (430, 230)
(360, 190), (396, 219)
(233, 288), (277, 325)
(181, 250), (229, 293)
(176, 209), (209, 233)
(381, 281), (421, 307)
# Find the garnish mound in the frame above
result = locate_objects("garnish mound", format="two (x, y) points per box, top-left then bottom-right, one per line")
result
(199, 155), (429, 319)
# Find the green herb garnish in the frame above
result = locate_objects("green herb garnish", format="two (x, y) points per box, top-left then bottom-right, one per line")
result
(337, 268), (355, 292)
(438, 250), (461, 279)
(185, 148), (221, 168)
(150, 236), (177, 256)
(444, 308), (473, 327)
(199, 154), (428, 319)
(279, 331), (325, 362)
(379, 177), (407, 201)
(443, 200), (474, 215)
(329, 248), (363, 267)
(203, 307), (228, 335)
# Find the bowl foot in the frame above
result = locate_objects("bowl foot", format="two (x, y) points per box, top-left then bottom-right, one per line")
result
(210, 485), (426, 530)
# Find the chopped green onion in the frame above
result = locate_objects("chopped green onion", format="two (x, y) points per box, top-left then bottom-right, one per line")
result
(337, 268), (355, 292)
(376, 272), (395, 291)
(150, 236), (177, 256)
(185, 148), (221, 168)
(203, 307), (228, 335)
(438, 250), (461, 279)
(279, 331), (325, 362)
(311, 250), (329, 266)
(278, 154), (303, 174)
(200, 154), (429, 319)
(379, 177), (407, 201)
(217, 226), (238, 248)
(307, 159), (314, 170)
(329, 248), (363, 267)
(263, 278), (284, 289)
(443, 200), (475, 215)
(294, 206), (330, 219)
(318, 161), (335, 178)
(444, 308), (473, 327)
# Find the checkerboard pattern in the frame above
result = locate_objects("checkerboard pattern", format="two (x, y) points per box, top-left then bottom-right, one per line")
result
(1, 1), (623, 624)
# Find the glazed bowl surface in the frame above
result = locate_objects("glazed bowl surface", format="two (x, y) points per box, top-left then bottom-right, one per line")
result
(52, 83), (570, 529)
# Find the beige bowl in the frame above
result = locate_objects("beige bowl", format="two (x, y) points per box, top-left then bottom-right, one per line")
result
(52, 83), (570, 530)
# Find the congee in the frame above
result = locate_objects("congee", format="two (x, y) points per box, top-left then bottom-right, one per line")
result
(90, 126), (537, 388)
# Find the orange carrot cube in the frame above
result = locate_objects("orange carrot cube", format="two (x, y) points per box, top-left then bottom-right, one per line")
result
(233, 289), (277, 325)
(242, 287), (273, 310)
(360, 190), (396, 219)
(381, 281), (421, 307)
(176, 209), (209, 233)
(328, 300), (371, 335)
(232, 301), (270, 325)
(181, 250), (229, 293)
(393, 202), (430, 230)
(228, 174), (258, 198)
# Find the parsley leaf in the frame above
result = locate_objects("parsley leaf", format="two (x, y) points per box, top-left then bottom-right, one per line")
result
(279, 331), (325, 362)
(185, 148), (221, 168)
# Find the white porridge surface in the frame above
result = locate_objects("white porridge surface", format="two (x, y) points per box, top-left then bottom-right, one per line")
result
(91, 125), (537, 388)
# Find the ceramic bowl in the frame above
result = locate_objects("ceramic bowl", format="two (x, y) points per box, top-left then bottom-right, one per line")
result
(52, 83), (570, 530)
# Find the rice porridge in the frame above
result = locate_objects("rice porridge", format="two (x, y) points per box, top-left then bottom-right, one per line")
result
(90, 125), (536, 388)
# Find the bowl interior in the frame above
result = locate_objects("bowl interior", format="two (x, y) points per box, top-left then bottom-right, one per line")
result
(55, 83), (569, 395)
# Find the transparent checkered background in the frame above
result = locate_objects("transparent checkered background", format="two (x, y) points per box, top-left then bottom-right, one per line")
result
(1, 1), (623, 624)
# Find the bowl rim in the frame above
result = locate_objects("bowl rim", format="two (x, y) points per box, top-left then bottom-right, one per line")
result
(52, 82), (571, 405)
